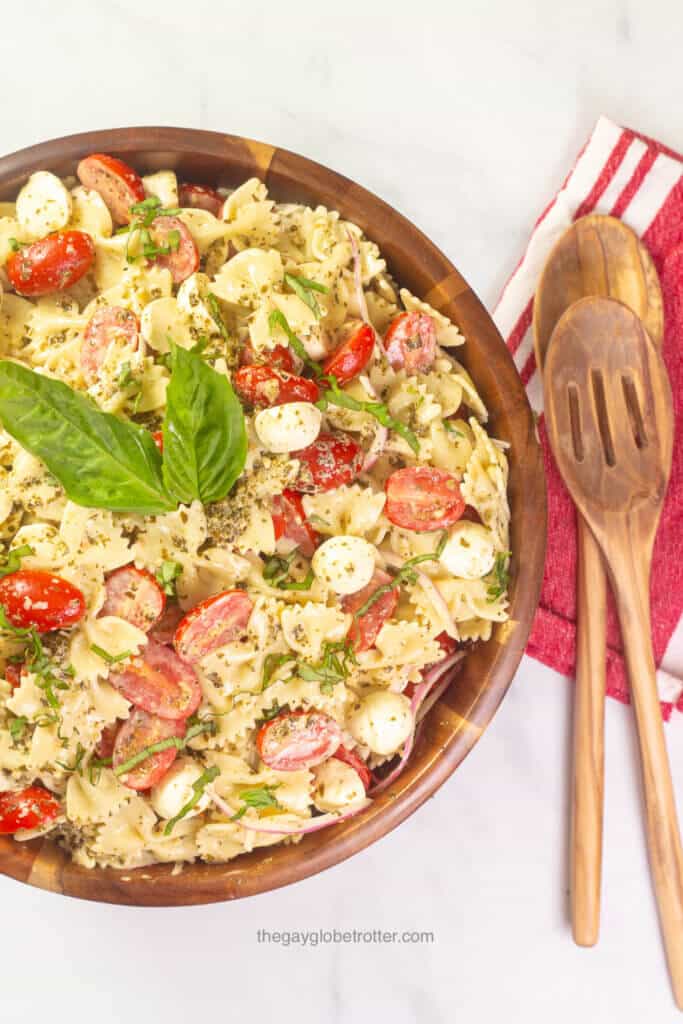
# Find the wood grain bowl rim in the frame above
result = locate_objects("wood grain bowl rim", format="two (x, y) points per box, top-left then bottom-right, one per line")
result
(0, 128), (546, 906)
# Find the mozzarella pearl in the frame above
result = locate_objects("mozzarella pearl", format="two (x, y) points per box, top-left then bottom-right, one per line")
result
(312, 758), (366, 813)
(149, 758), (210, 821)
(254, 402), (321, 453)
(439, 521), (496, 580)
(347, 690), (413, 756)
(16, 171), (72, 239)
(312, 536), (376, 595)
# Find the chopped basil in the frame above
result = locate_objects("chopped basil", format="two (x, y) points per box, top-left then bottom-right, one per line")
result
(163, 764), (220, 835)
(261, 653), (295, 690)
(486, 551), (511, 602)
(230, 783), (281, 821)
(443, 420), (464, 438)
(155, 560), (183, 597)
(8, 237), (21, 252)
(56, 742), (86, 774)
(319, 376), (419, 454)
(0, 605), (69, 713)
(284, 273), (328, 319)
(8, 716), (28, 742)
(90, 644), (133, 666)
(262, 549), (313, 592)
(0, 544), (35, 578)
(268, 309), (320, 375)
(354, 532), (448, 618)
(112, 717), (216, 777)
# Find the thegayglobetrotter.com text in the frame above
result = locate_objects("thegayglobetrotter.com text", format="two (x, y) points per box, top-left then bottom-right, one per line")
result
(256, 928), (435, 947)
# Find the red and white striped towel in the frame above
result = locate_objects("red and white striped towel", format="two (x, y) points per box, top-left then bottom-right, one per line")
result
(494, 116), (683, 719)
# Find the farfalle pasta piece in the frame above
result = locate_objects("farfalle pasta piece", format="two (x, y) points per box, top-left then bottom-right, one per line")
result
(399, 288), (465, 347)
(461, 418), (510, 549)
(211, 247), (283, 307)
(60, 503), (132, 573)
(66, 769), (131, 825)
(281, 603), (350, 660)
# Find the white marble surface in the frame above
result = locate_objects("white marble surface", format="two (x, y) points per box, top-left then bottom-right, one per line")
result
(2, 1), (683, 1021)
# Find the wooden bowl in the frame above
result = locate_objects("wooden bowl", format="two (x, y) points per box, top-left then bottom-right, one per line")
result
(0, 128), (546, 905)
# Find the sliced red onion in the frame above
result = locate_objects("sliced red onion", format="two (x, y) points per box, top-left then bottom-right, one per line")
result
(358, 373), (388, 471)
(416, 662), (464, 724)
(415, 571), (459, 640)
(368, 728), (416, 796)
(207, 788), (371, 835)
(422, 648), (466, 689)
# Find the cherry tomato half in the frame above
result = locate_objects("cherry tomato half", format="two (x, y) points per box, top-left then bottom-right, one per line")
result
(179, 182), (224, 217)
(7, 230), (95, 297)
(342, 569), (398, 652)
(113, 709), (186, 791)
(271, 490), (319, 558)
(333, 745), (372, 791)
(292, 431), (364, 493)
(100, 565), (166, 632)
(108, 639), (201, 720)
(234, 365), (320, 407)
(0, 785), (61, 834)
(0, 571), (86, 632)
(256, 709), (342, 771)
(81, 305), (140, 385)
(174, 590), (253, 664)
(323, 322), (375, 385)
(149, 215), (199, 284)
(77, 153), (145, 225)
(241, 343), (298, 374)
(384, 312), (437, 374)
(385, 467), (465, 532)
(149, 601), (185, 646)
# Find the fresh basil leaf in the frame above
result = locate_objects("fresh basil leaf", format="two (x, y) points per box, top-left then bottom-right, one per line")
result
(0, 361), (174, 515)
(162, 345), (247, 504)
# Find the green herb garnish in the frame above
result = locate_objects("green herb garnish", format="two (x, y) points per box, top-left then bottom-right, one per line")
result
(88, 756), (112, 786)
(259, 699), (287, 722)
(164, 764), (220, 835)
(261, 653), (295, 690)
(318, 375), (419, 455)
(230, 784), (282, 821)
(155, 560), (183, 597)
(0, 361), (174, 515)
(443, 420), (464, 438)
(298, 639), (357, 695)
(205, 292), (230, 342)
(0, 606), (69, 712)
(268, 310), (320, 375)
(118, 362), (134, 389)
(56, 742), (86, 774)
(0, 544), (34, 578)
(354, 532), (448, 618)
(90, 644), (133, 666)
(8, 237), (21, 252)
(262, 549), (314, 592)
(486, 551), (511, 602)
(112, 717), (216, 777)
(161, 344), (247, 505)
(8, 716), (28, 742)
(284, 273), (328, 319)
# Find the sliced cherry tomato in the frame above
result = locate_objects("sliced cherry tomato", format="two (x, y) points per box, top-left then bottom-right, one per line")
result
(179, 182), (224, 217)
(333, 745), (372, 791)
(4, 662), (22, 689)
(81, 305), (140, 385)
(241, 343), (297, 374)
(95, 721), (120, 760)
(234, 365), (320, 407)
(271, 490), (319, 558)
(174, 590), (253, 664)
(149, 215), (199, 284)
(152, 430), (164, 453)
(385, 467), (465, 532)
(256, 709), (342, 771)
(0, 570), (86, 632)
(323, 322), (375, 384)
(0, 785), (61, 834)
(108, 639), (201, 720)
(149, 601), (185, 645)
(7, 230), (95, 297)
(384, 312), (437, 374)
(113, 709), (185, 790)
(292, 431), (364, 493)
(342, 569), (398, 652)
(76, 153), (145, 225)
(100, 565), (166, 632)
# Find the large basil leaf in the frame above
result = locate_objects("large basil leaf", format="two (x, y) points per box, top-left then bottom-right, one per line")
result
(0, 360), (174, 515)
(162, 345), (247, 504)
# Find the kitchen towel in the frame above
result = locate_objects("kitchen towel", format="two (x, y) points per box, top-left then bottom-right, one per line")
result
(494, 116), (683, 718)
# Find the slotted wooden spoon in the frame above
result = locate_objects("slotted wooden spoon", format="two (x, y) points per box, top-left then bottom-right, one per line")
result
(534, 215), (664, 947)
(543, 296), (682, 1008)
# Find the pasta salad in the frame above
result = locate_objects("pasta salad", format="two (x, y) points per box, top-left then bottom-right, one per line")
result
(0, 154), (510, 868)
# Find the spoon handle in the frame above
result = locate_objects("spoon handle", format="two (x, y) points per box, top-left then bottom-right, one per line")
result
(612, 542), (683, 1010)
(571, 518), (606, 947)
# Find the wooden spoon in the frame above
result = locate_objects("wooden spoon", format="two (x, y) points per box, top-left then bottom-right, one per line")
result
(534, 215), (664, 948)
(543, 296), (682, 1008)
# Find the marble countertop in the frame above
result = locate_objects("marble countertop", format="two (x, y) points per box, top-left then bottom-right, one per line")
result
(2, 1), (683, 1021)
